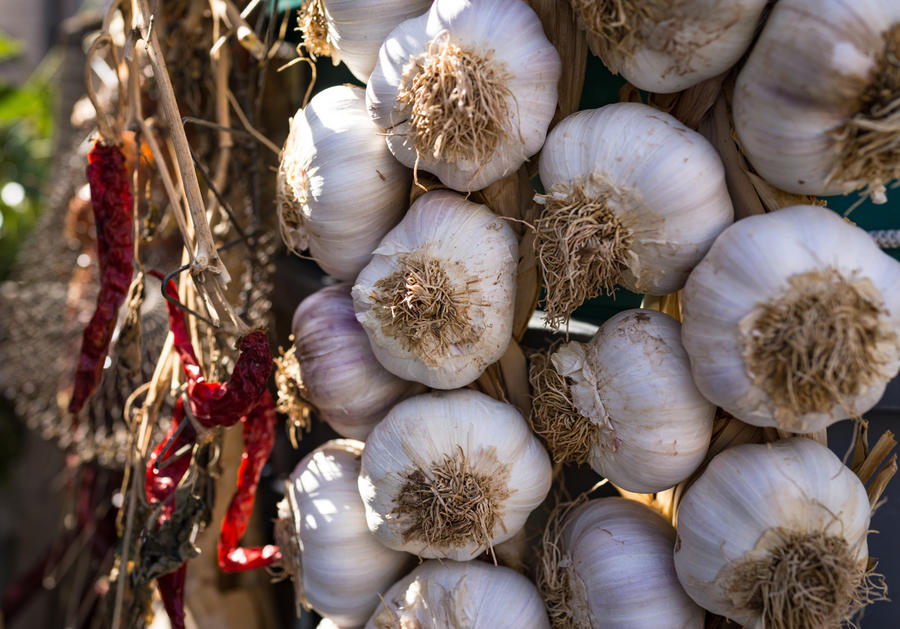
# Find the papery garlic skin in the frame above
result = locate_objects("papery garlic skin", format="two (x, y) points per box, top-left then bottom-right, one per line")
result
(352, 190), (517, 389)
(674, 438), (874, 628)
(366, 0), (561, 191)
(358, 390), (552, 560)
(290, 284), (422, 440)
(549, 309), (714, 493)
(366, 560), (550, 629)
(544, 498), (703, 629)
(574, 0), (768, 93)
(535, 103), (733, 327)
(301, 0), (432, 82)
(277, 85), (411, 280)
(276, 440), (413, 627)
(681, 205), (900, 433)
(734, 0), (900, 200)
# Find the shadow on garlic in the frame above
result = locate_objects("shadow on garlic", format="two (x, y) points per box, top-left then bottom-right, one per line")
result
(366, 0), (561, 191)
(275, 440), (414, 627)
(297, 0), (432, 82)
(358, 390), (551, 561)
(734, 0), (900, 202)
(352, 190), (518, 389)
(681, 205), (900, 433)
(366, 560), (549, 628)
(529, 309), (714, 493)
(674, 438), (886, 628)
(539, 496), (704, 629)
(277, 85), (411, 280)
(534, 103), (733, 329)
(280, 284), (423, 441)
(570, 0), (768, 93)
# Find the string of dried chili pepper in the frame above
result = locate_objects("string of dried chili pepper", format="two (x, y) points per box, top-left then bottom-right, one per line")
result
(69, 141), (135, 414)
(218, 391), (281, 572)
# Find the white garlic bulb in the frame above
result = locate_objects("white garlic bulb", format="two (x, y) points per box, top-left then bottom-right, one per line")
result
(289, 284), (423, 440)
(535, 103), (733, 327)
(366, 0), (561, 191)
(531, 309), (714, 493)
(734, 0), (900, 201)
(298, 0), (432, 82)
(571, 0), (768, 93)
(674, 438), (880, 628)
(358, 390), (552, 560)
(366, 560), (550, 628)
(275, 440), (413, 626)
(541, 497), (704, 628)
(681, 205), (900, 433)
(352, 190), (517, 389)
(277, 85), (411, 280)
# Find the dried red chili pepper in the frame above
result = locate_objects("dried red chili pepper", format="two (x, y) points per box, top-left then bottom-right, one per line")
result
(218, 391), (281, 572)
(145, 398), (196, 517)
(158, 275), (272, 427)
(157, 565), (187, 629)
(69, 141), (134, 414)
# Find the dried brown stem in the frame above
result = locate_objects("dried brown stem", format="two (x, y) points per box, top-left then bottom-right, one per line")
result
(726, 529), (886, 629)
(739, 268), (898, 431)
(274, 345), (312, 448)
(832, 24), (900, 202)
(297, 0), (334, 58)
(538, 496), (593, 628)
(372, 253), (477, 366)
(534, 179), (634, 329)
(397, 31), (513, 166)
(528, 350), (597, 465)
(131, 0), (247, 333)
(392, 447), (510, 554)
(570, 0), (666, 62)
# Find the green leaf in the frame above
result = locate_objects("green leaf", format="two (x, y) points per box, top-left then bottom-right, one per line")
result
(0, 30), (23, 63)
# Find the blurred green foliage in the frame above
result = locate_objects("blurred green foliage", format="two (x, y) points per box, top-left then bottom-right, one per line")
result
(0, 31), (54, 281)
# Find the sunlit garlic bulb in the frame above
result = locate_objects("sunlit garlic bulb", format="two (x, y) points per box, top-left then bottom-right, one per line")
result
(535, 103), (733, 328)
(540, 497), (704, 628)
(277, 85), (411, 280)
(734, 0), (900, 202)
(352, 190), (517, 389)
(367, 560), (550, 628)
(358, 390), (552, 560)
(286, 284), (422, 440)
(530, 309), (714, 492)
(674, 438), (883, 628)
(571, 0), (768, 93)
(298, 0), (432, 82)
(275, 440), (413, 627)
(681, 205), (900, 433)
(366, 0), (561, 191)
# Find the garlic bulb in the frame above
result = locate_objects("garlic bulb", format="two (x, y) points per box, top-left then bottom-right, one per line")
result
(275, 440), (413, 626)
(681, 205), (900, 433)
(541, 497), (704, 628)
(277, 85), (411, 280)
(366, 0), (561, 191)
(535, 103), (733, 328)
(298, 0), (432, 82)
(571, 0), (768, 93)
(288, 284), (422, 440)
(358, 390), (552, 560)
(674, 438), (882, 628)
(352, 190), (517, 389)
(366, 560), (550, 628)
(734, 0), (900, 202)
(530, 309), (714, 493)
